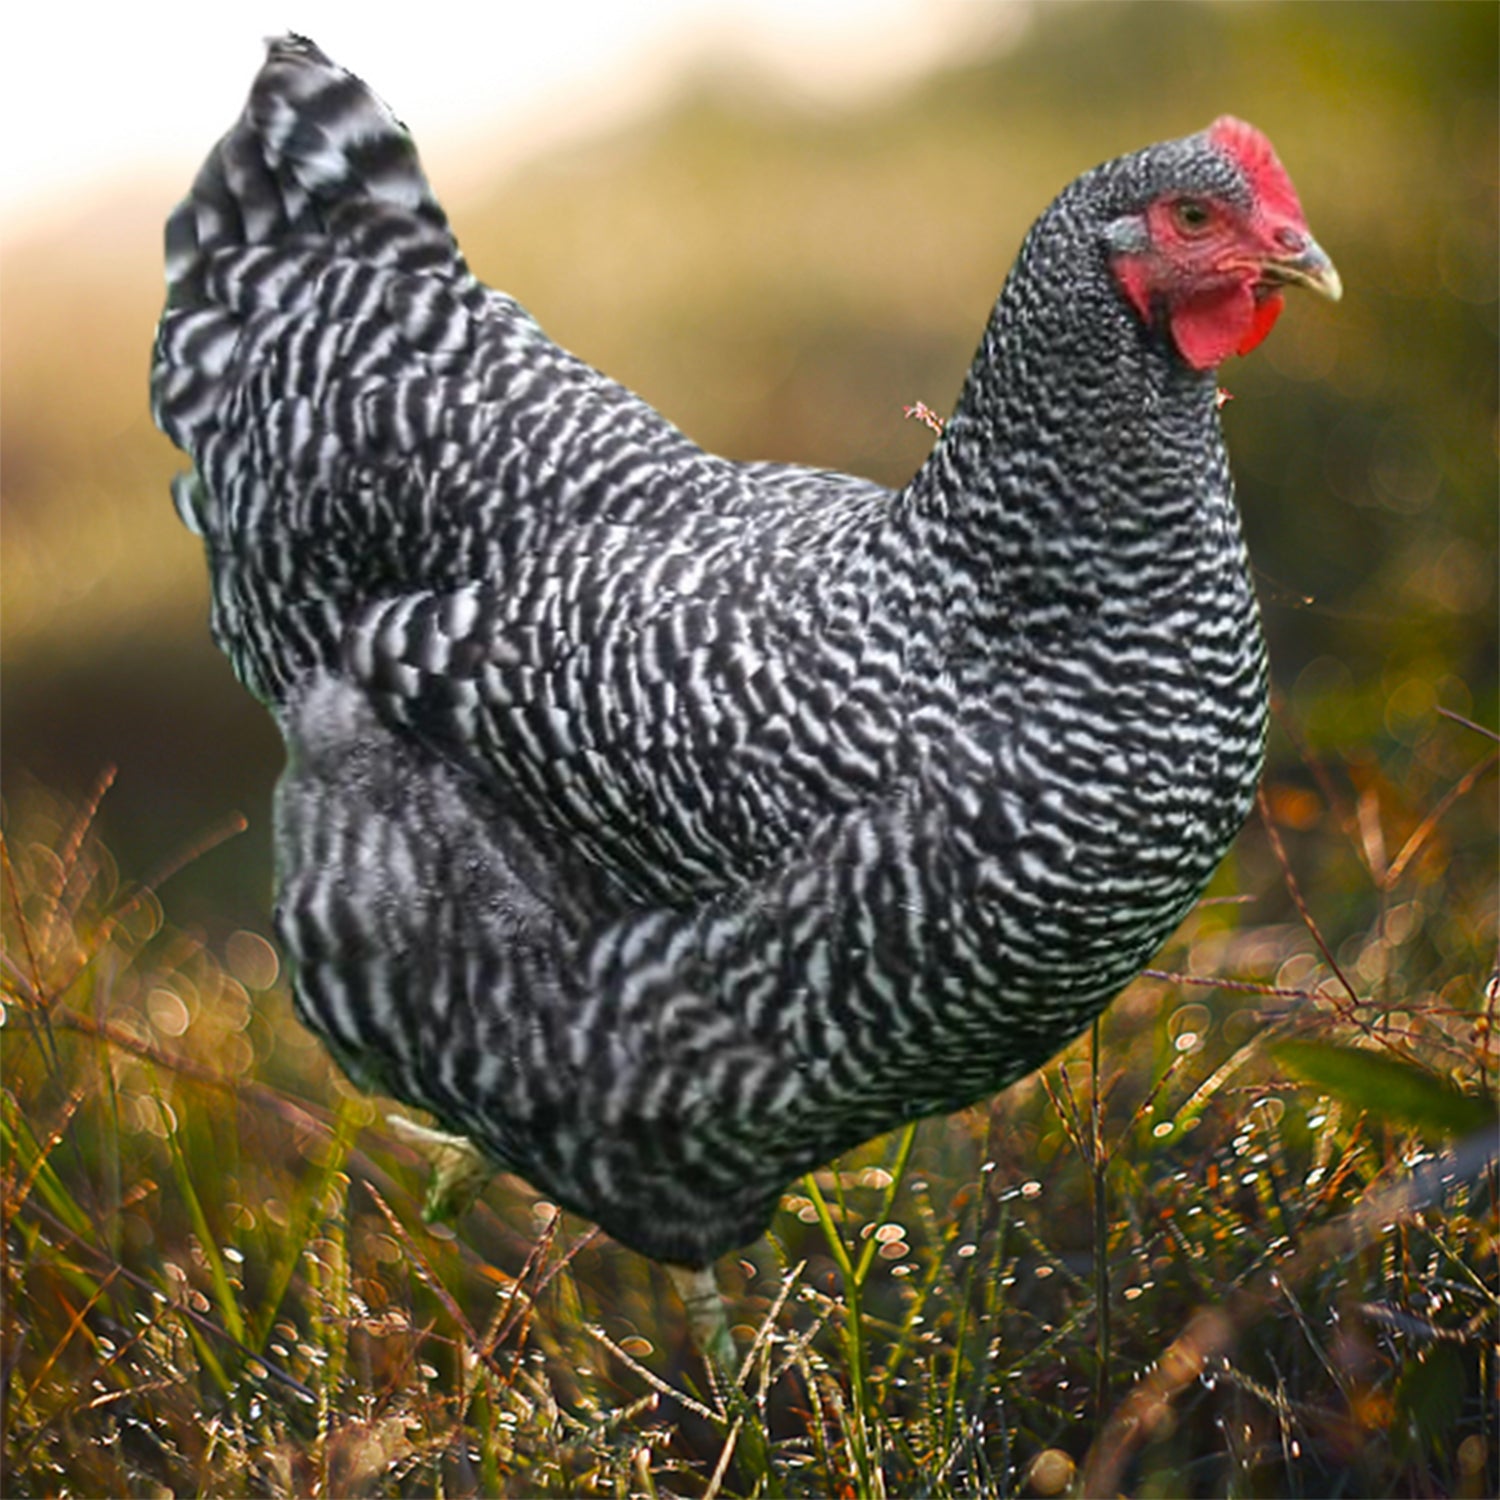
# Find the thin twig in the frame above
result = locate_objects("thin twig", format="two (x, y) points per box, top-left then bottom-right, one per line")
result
(1383, 749), (1499, 888)
(365, 1184), (510, 1386)
(39, 764), (117, 956)
(1257, 788), (1362, 1013)
(38, 813), (248, 1012)
(1090, 1015), (1111, 1423)
(1436, 706), (1500, 744)
(1142, 969), (1344, 1002)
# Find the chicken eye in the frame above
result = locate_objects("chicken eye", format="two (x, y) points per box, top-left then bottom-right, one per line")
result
(1171, 197), (1214, 234)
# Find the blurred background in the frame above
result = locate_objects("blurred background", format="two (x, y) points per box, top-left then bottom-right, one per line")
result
(2, 0), (1495, 936)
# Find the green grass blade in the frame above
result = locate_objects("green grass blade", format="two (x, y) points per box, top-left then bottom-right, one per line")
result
(156, 1076), (248, 1349)
(1272, 1039), (1498, 1142)
(246, 1095), (360, 1353)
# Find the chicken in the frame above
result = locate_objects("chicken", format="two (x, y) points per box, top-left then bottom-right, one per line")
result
(152, 36), (1340, 1276)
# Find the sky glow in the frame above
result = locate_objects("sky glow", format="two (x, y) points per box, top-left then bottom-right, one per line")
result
(0, 0), (1022, 238)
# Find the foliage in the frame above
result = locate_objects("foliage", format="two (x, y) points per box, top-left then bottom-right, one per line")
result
(3, 703), (1494, 1496)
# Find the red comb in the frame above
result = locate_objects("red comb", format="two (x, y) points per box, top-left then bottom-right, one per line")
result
(1208, 116), (1305, 223)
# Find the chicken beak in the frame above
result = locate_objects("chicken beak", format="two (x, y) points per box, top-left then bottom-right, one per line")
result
(1264, 233), (1342, 302)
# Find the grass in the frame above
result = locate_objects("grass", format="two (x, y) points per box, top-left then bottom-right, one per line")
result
(2, 711), (1496, 1499)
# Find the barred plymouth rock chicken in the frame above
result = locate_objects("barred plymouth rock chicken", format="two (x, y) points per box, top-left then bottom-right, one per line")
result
(152, 38), (1339, 1292)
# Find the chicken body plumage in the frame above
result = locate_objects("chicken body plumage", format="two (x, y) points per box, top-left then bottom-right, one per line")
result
(152, 37), (1337, 1265)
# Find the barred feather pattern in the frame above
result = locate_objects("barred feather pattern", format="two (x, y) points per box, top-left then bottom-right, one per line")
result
(154, 37), (1270, 1264)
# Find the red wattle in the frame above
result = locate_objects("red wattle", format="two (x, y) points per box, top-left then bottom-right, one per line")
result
(1168, 282), (1281, 370)
(1235, 291), (1284, 356)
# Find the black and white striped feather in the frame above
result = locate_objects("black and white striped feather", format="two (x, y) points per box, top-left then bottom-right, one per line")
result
(153, 36), (1268, 1265)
